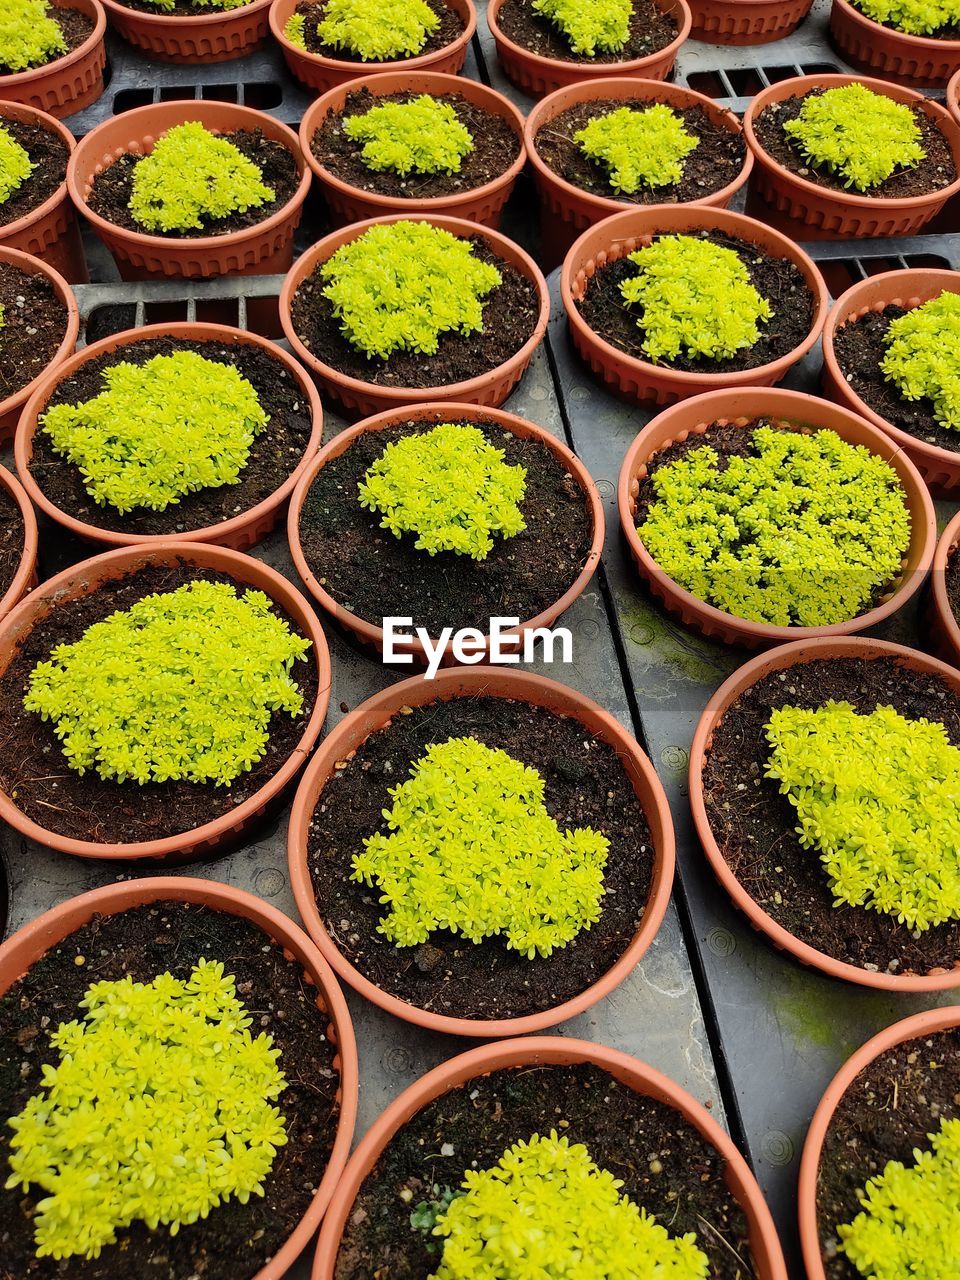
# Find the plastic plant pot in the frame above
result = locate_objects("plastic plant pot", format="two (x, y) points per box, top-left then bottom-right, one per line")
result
(688, 0), (812, 43)
(269, 0), (476, 94)
(830, 0), (960, 87)
(99, 0), (273, 61)
(561, 205), (828, 407)
(0, 465), (38, 620)
(743, 73), (960, 237)
(299, 71), (526, 228)
(279, 213), (550, 419)
(67, 100), (311, 281)
(15, 320), (324, 551)
(0, 541), (331, 861)
(287, 666), (675, 1037)
(312, 1036), (788, 1279)
(0, 875), (359, 1280)
(929, 509), (960, 669)
(0, 0), (106, 117)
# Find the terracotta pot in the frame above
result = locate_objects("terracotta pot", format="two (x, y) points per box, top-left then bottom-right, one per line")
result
(487, 0), (691, 97)
(0, 876), (358, 1280)
(743, 73), (960, 237)
(100, 0), (272, 61)
(799, 1006), (960, 1280)
(929, 509), (960, 668)
(0, 541), (331, 861)
(0, 0), (106, 118)
(0, 246), (79, 443)
(279, 213), (550, 419)
(689, 0), (812, 42)
(288, 667), (675, 1037)
(313, 1036), (787, 1279)
(300, 71), (526, 228)
(830, 0), (960, 87)
(269, 0), (476, 94)
(950, 67), (960, 125)
(15, 320), (324, 551)
(67, 101), (311, 280)
(0, 465), (38, 619)
(618, 388), (936, 648)
(561, 205), (828, 407)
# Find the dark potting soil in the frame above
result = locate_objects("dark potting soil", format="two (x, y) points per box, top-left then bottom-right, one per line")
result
(496, 0), (677, 63)
(0, 486), (25, 602)
(290, 0), (464, 60)
(0, 6), (94, 76)
(0, 562), (319, 845)
(308, 696), (655, 1021)
(29, 336), (315, 536)
(116, 0), (254, 14)
(948, 544), (960, 623)
(576, 231), (814, 374)
(816, 1028), (960, 1280)
(752, 91), (957, 199)
(0, 261), (69, 406)
(311, 89), (520, 200)
(0, 900), (341, 1280)
(535, 99), (747, 205)
(702, 655), (960, 977)
(291, 236), (540, 390)
(335, 1062), (754, 1280)
(87, 130), (300, 239)
(0, 118), (69, 230)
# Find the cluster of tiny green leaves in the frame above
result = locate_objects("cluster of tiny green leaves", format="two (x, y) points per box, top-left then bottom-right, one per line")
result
(620, 234), (772, 363)
(765, 701), (960, 932)
(358, 423), (526, 560)
(853, 0), (960, 34)
(575, 105), (699, 194)
(639, 425), (911, 627)
(304, 0), (439, 59)
(428, 1132), (709, 1280)
(531, 0), (631, 55)
(782, 83), (925, 192)
(352, 736), (610, 959)
(144, 0), (249, 10)
(0, 0), (66, 72)
(5, 959), (287, 1261)
(320, 220), (501, 360)
(41, 351), (269, 513)
(0, 123), (34, 204)
(343, 95), (474, 177)
(881, 291), (960, 432)
(129, 121), (275, 234)
(24, 580), (310, 787)
(0, 304), (5, 326)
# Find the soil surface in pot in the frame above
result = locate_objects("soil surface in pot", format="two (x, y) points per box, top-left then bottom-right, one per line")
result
(702, 655), (960, 976)
(577, 231), (815, 374)
(753, 92), (957, 199)
(0, 260), (69, 407)
(0, 484), (25, 601)
(289, 0), (464, 59)
(0, 899), (341, 1280)
(0, 118), (69, 230)
(0, 5), (95, 76)
(291, 236), (540, 389)
(87, 130), (300, 239)
(816, 1027), (960, 1280)
(297, 418), (593, 634)
(28, 336), (315, 537)
(308, 695), (654, 1021)
(0, 562), (319, 845)
(311, 89), (520, 200)
(335, 1062), (754, 1280)
(535, 99), (746, 205)
(115, 0), (258, 14)
(496, 0), (677, 63)
(947, 542), (960, 623)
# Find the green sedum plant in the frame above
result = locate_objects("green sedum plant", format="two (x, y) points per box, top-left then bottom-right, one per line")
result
(41, 350), (269, 513)
(311, 0), (439, 60)
(320, 220), (501, 360)
(575, 105), (699, 194)
(531, 0), (632, 56)
(852, 0), (960, 34)
(343, 95), (474, 177)
(24, 579), (310, 787)
(0, 122), (34, 204)
(358, 423), (526, 560)
(880, 291), (960, 432)
(6, 959), (287, 1261)
(143, 0), (249, 9)
(765, 700), (960, 932)
(0, 0), (66, 72)
(782, 83), (925, 192)
(351, 735), (610, 959)
(129, 121), (275, 234)
(639, 424), (911, 627)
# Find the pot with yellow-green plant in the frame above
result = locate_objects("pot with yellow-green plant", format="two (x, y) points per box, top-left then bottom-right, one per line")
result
(0, 0), (105, 117)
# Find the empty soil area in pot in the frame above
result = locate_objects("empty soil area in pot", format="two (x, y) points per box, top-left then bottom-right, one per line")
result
(0, 562), (319, 845)
(0, 261), (69, 406)
(0, 899), (341, 1280)
(289, 0), (463, 59)
(0, 5), (94, 75)
(0, 486), (25, 601)
(0, 118), (69, 230)
(497, 0), (677, 62)
(816, 1027), (960, 1280)
(947, 543), (960, 623)
(308, 695), (654, 1021)
(335, 1062), (754, 1280)
(29, 336), (315, 537)
(702, 655), (960, 977)
(576, 231), (814, 374)
(535, 100), (746, 204)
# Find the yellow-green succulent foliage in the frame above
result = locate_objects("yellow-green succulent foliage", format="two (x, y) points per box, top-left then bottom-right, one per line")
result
(344, 95), (474, 177)
(41, 351), (269, 513)
(765, 701), (960, 932)
(428, 1132), (709, 1280)
(853, 0), (960, 34)
(129, 121), (275, 234)
(6, 959), (287, 1262)
(0, 0), (66, 72)
(305, 0), (439, 59)
(782, 83), (925, 192)
(352, 736), (610, 959)
(0, 122), (34, 204)
(144, 0), (249, 10)
(575, 105), (699, 194)
(358, 423), (526, 560)
(320, 220), (501, 360)
(880, 291), (960, 432)
(24, 580), (310, 787)
(531, 0), (632, 55)
(638, 425), (911, 627)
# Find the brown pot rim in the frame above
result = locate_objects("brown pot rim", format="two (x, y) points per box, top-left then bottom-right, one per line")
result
(0, 101), (75, 244)
(0, 245), (79, 425)
(949, 68), (960, 124)
(931, 509), (960, 664)
(99, 0), (272, 26)
(0, 0), (106, 93)
(832, 0), (960, 51)
(0, 464), (38, 617)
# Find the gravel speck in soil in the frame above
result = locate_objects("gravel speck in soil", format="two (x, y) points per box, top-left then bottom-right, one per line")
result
(0, 261), (69, 407)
